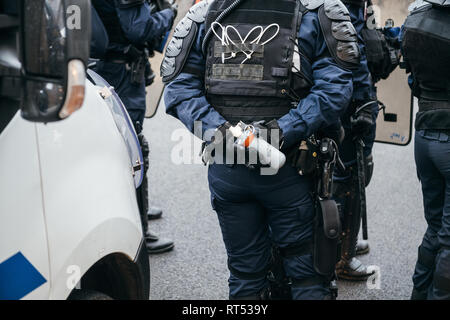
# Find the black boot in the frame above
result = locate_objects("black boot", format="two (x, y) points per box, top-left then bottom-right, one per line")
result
(147, 206), (163, 220)
(334, 173), (374, 281)
(336, 257), (374, 281)
(356, 240), (370, 256)
(145, 230), (174, 254)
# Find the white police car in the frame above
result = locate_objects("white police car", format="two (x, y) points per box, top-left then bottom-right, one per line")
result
(0, 0), (149, 300)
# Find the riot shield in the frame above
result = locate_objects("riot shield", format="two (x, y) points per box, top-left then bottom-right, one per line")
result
(145, 0), (194, 118)
(372, 0), (415, 146)
(145, 51), (165, 118)
(375, 69), (414, 146)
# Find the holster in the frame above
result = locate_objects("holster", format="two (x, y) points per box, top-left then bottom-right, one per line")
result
(313, 199), (341, 277)
(124, 45), (148, 86)
(288, 139), (319, 176)
(334, 169), (362, 261)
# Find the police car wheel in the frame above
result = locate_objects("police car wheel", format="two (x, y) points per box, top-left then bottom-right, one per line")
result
(68, 289), (113, 300)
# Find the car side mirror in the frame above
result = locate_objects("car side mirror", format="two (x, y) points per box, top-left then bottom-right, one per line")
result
(20, 0), (91, 122)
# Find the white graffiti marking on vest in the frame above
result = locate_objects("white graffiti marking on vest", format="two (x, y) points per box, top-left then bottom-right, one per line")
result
(210, 22), (280, 64)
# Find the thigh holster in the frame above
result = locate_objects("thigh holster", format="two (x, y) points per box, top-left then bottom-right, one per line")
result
(314, 199), (341, 277)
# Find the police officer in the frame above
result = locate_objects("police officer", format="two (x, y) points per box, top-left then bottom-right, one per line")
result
(402, 0), (450, 300)
(163, 0), (359, 299)
(91, 0), (177, 254)
(333, 0), (378, 281)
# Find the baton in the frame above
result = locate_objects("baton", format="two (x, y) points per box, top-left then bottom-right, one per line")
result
(356, 138), (368, 240)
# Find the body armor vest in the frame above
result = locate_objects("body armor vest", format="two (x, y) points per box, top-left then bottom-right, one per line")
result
(162, 0), (359, 125)
(204, 0), (304, 124)
(403, 4), (450, 130)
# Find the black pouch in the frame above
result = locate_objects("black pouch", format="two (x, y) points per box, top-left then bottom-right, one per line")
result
(124, 45), (147, 86)
(288, 140), (319, 176)
(313, 199), (341, 277)
(129, 56), (147, 86)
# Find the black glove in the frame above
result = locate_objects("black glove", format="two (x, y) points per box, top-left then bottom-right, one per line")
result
(351, 101), (377, 137)
(201, 122), (235, 165)
(251, 119), (284, 149)
(160, 0), (178, 19)
(318, 122), (345, 144)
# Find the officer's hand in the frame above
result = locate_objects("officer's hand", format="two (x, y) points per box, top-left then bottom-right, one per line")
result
(319, 122), (345, 144)
(201, 122), (236, 165)
(161, 0), (178, 19)
(251, 119), (284, 149)
(351, 101), (377, 137)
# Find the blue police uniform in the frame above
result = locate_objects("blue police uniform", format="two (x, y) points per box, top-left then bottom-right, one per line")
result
(163, 0), (356, 300)
(92, 0), (174, 124)
(401, 0), (450, 300)
(90, 6), (109, 59)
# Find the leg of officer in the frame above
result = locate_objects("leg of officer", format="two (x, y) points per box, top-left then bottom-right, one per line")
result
(412, 130), (444, 299)
(208, 164), (271, 299)
(334, 132), (374, 280)
(432, 143), (450, 299)
(415, 130), (450, 300)
(258, 169), (331, 300)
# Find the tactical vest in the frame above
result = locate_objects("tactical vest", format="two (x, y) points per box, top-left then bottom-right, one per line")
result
(203, 0), (303, 124)
(161, 0), (360, 125)
(403, 4), (450, 130)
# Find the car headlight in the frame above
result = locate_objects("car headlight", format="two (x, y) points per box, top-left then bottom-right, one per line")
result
(87, 69), (144, 188)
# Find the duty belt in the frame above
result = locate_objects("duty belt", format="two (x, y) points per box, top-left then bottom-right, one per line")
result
(420, 88), (450, 102)
(418, 99), (450, 112)
(103, 51), (130, 63)
(421, 130), (450, 141)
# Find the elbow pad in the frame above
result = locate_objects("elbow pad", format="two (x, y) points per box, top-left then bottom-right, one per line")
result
(302, 0), (360, 70)
(161, 0), (210, 83)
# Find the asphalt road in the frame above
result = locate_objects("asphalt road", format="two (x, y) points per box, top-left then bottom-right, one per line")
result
(143, 99), (426, 300)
